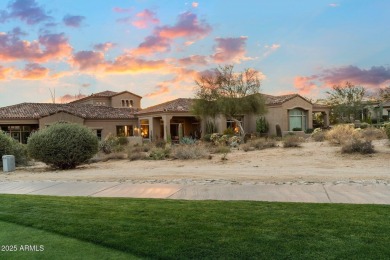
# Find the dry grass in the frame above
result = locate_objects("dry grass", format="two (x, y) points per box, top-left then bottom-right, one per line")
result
(241, 138), (276, 152)
(325, 124), (357, 145)
(341, 138), (375, 154)
(282, 135), (304, 148)
(171, 144), (209, 159)
(360, 127), (387, 141)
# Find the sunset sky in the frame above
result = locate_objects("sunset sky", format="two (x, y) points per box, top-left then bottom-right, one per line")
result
(0, 0), (389, 108)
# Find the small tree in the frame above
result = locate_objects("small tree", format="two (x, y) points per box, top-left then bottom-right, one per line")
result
(27, 123), (98, 169)
(326, 82), (366, 123)
(192, 65), (266, 136)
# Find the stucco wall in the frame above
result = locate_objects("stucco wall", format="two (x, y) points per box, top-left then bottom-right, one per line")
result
(39, 112), (84, 128)
(111, 93), (141, 108)
(85, 119), (139, 139)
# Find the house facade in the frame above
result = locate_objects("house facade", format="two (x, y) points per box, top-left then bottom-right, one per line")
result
(0, 90), (329, 143)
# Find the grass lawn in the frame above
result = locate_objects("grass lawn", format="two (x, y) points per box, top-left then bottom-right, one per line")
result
(0, 195), (389, 259)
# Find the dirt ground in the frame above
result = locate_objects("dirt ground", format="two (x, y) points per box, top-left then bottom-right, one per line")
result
(1, 140), (390, 185)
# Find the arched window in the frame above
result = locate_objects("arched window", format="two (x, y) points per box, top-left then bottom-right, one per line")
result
(125, 100), (129, 107)
(289, 108), (307, 131)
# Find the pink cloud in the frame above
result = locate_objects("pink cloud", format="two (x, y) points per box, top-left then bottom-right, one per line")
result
(132, 12), (211, 56)
(63, 14), (85, 28)
(192, 2), (199, 8)
(106, 55), (168, 74)
(263, 43), (281, 57)
(144, 83), (170, 98)
(157, 12), (211, 39)
(15, 63), (49, 79)
(0, 31), (72, 62)
(71, 51), (106, 71)
(93, 42), (117, 52)
(58, 93), (87, 103)
(329, 3), (340, 7)
(132, 9), (159, 29)
(294, 76), (319, 96)
(211, 36), (248, 63)
(0, 65), (11, 80)
(131, 35), (171, 56)
(296, 65), (390, 94)
(177, 55), (208, 66)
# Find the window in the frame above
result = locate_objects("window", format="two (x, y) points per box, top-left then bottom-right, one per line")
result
(96, 129), (102, 140)
(140, 124), (149, 138)
(96, 101), (106, 106)
(289, 108), (307, 131)
(121, 99), (133, 107)
(226, 117), (243, 134)
(116, 125), (133, 137)
(0, 124), (38, 143)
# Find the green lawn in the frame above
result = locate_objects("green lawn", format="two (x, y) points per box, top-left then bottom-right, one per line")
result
(0, 195), (389, 259)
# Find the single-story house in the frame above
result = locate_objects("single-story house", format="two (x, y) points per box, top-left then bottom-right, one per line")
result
(0, 90), (330, 143)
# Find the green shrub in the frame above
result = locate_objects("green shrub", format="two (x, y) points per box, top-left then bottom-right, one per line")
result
(99, 134), (125, 154)
(180, 137), (196, 145)
(341, 138), (375, 154)
(223, 127), (235, 136)
(203, 134), (212, 142)
(171, 144), (209, 159)
(256, 117), (269, 134)
(0, 131), (29, 166)
(385, 123), (390, 139)
(360, 122), (369, 129)
(148, 147), (170, 160)
(282, 135), (303, 148)
(27, 123), (98, 169)
(292, 127), (302, 131)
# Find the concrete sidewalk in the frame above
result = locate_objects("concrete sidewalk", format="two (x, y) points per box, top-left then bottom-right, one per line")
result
(0, 181), (389, 204)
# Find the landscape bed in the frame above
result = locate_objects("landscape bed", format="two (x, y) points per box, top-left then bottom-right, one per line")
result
(0, 195), (389, 259)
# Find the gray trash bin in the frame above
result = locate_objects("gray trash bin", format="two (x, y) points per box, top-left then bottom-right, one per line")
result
(2, 155), (15, 172)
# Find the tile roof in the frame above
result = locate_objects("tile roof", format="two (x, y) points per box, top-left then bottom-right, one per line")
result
(262, 93), (308, 105)
(70, 90), (143, 103)
(0, 103), (137, 120)
(139, 98), (194, 114)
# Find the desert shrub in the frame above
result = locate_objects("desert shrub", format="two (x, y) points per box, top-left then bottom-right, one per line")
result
(0, 131), (29, 167)
(154, 139), (166, 148)
(99, 134), (125, 154)
(180, 137), (196, 145)
(360, 127), (386, 141)
(385, 123), (390, 139)
(203, 134), (212, 142)
(325, 124), (357, 145)
(223, 127), (235, 135)
(341, 138), (375, 154)
(171, 144), (209, 159)
(360, 122), (369, 129)
(241, 138), (276, 152)
(311, 128), (326, 142)
(205, 121), (217, 134)
(148, 147), (170, 160)
(127, 145), (149, 161)
(27, 123), (98, 169)
(282, 135), (303, 148)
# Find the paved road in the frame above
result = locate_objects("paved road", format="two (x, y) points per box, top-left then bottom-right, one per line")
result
(0, 181), (389, 204)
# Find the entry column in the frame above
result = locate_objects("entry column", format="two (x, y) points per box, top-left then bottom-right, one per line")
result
(162, 115), (173, 141)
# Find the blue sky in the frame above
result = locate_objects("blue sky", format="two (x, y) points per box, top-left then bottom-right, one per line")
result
(0, 0), (389, 108)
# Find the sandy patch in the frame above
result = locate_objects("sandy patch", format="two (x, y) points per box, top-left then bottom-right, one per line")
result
(1, 140), (389, 185)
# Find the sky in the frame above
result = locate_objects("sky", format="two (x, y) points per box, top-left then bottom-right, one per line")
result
(0, 0), (389, 108)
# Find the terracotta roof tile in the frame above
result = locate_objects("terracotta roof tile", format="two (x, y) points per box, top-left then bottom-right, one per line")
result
(0, 103), (137, 120)
(138, 98), (194, 114)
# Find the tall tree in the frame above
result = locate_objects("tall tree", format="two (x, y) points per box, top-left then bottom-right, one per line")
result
(326, 82), (366, 123)
(192, 65), (266, 136)
(377, 86), (390, 101)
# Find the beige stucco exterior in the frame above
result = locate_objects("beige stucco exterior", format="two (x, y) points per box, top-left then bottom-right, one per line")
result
(39, 112), (85, 128)
(111, 93), (141, 108)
